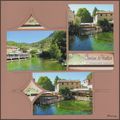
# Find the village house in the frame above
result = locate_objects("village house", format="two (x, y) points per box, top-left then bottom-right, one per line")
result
(93, 11), (113, 24)
(7, 46), (20, 54)
(81, 79), (92, 89)
(68, 7), (81, 25)
(7, 46), (30, 60)
(68, 6), (75, 24)
(55, 80), (81, 92)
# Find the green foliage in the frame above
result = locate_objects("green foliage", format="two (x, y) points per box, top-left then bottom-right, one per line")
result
(97, 19), (112, 32)
(7, 41), (30, 50)
(87, 73), (92, 86)
(19, 46), (28, 53)
(59, 87), (72, 100)
(7, 41), (19, 46)
(39, 51), (51, 58)
(49, 43), (62, 60)
(87, 73), (92, 81)
(92, 7), (98, 16)
(30, 31), (66, 61)
(54, 76), (61, 85)
(37, 76), (54, 91)
(74, 16), (81, 26)
(7, 31), (66, 62)
(69, 23), (82, 36)
(51, 31), (66, 60)
(76, 8), (93, 23)
(30, 49), (38, 57)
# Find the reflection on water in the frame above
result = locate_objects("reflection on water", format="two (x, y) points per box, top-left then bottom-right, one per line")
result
(7, 57), (65, 71)
(33, 100), (92, 115)
(69, 32), (113, 51)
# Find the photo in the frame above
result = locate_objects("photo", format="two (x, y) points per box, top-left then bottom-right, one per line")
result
(68, 53), (114, 70)
(68, 4), (113, 51)
(7, 30), (66, 71)
(31, 72), (93, 115)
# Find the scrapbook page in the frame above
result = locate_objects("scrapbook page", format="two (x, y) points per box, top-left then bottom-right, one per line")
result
(1, 0), (119, 119)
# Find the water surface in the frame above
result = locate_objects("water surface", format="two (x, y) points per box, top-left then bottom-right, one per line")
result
(69, 32), (113, 51)
(7, 57), (65, 71)
(33, 100), (92, 115)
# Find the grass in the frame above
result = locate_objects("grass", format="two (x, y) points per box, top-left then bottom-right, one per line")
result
(55, 100), (92, 112)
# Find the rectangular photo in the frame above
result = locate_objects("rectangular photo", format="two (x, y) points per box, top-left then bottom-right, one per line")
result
(32, 72), (93, 115)
(68, 53), (114, 70)
(68, 4), (114, 51)
(7, 30), (66, 71)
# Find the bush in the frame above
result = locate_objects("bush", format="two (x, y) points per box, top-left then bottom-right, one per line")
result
(97, 19), (112, 32)
(59, 87), (73, 100)
(30, 49), (38, 57)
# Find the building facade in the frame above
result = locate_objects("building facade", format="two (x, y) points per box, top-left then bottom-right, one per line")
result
(7, 46), (30, 60)
(81, 79), (92, 89)
(55, 80), (81, 92)
(7, 46), (20, 54)
(68, 7), (75, 23)
(93, 11), (113, 24)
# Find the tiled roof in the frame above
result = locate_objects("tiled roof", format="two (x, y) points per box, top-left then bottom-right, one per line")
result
(96, 11), (113, 14)
(57, 80), (80, 83)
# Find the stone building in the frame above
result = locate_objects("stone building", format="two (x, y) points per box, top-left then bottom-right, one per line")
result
(68, 6), (75, 23)
(7, 46), (30, 60)
(93, 11), (113, 24)
(7, 46), (20, 54)
(68, 6), (81, 25)
(82, 79), (92, 89)
(55, 80), (81, 92)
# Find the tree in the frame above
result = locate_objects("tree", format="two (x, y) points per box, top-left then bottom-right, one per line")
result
(30, 31), (66, 61)
(30, 49), (38, 57)
(54, 76), (60, 85)
(59, 87), (72, 100)
(97, 19), (112, 32)
(37, 76), (54, 91)
(51, 31), (66, 60)
(76, 8), (93, 23)
(87, 73), (92, 81)
(49, 43), (62, 60)
(87, 73), (92, 85)
(92, 7), (98, 17)
(20, 46), (28, 53)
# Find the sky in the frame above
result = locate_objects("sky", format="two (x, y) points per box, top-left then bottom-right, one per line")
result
(33, 72), (92, 84)
(7, 30), (54, 43)
(68, 4), (113, 15)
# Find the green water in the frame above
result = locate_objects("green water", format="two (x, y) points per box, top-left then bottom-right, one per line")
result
(7, 57), (65, 71)
(33, 100), (92, 115)
(69, 32), (113, 51)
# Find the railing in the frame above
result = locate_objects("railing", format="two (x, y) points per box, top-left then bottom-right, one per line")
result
(7, 53), (30, 60)
(36, 96), (63, 105)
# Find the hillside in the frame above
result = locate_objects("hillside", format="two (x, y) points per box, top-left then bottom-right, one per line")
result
(7, 31), (66, 61)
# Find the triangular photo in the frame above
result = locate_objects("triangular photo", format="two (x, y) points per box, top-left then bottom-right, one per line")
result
(23, 79), (45, 101)
(18, 15), (45, 30)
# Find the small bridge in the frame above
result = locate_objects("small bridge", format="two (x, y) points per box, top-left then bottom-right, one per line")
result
(80, 23), (102, 35)
(34, 92), (63, 105)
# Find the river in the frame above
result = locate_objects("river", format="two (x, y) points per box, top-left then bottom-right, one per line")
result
(7, 57), (65, 71)
(33, 100), (92, 115)
(69, 32), (113, 51)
